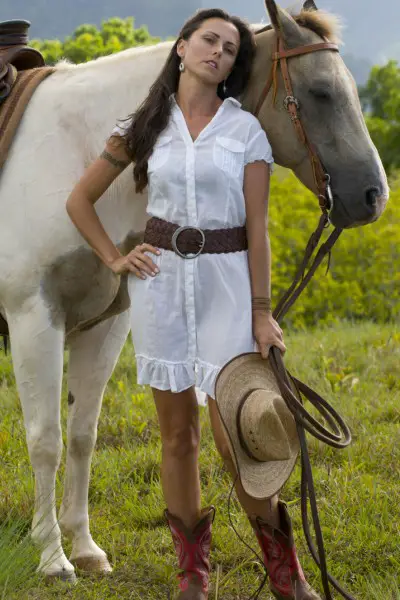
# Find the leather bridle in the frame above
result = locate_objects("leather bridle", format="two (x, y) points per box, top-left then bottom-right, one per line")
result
(251, 29), (344, 319)
(255, 34), (339, 219)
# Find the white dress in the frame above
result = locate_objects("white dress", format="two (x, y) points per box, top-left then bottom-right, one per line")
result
(112, 95), (273, 403)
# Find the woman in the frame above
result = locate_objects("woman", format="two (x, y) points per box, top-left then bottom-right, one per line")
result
(66, 8), (320, 600)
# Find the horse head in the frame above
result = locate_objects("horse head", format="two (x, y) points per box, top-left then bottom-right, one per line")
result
(243, 0), (389, 229)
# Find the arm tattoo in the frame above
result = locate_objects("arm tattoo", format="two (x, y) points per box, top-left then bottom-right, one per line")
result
(101, 150), (130, 170)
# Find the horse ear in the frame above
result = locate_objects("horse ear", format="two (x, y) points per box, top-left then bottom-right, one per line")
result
(264, 0), (280, 29)
(303, 0), (318, 11)
(264, 0), (305, 48)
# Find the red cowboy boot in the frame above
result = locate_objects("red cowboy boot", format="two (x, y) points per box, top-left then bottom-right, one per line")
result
(165, 506), (215, 599)
(249, 501), (321, 600)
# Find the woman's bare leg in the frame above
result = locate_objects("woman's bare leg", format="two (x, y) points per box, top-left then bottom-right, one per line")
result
(208, 395), (280, 528)
(152, 386), (202, 529)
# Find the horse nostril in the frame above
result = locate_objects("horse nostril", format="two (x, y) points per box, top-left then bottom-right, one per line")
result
(365, 187), (379, 208)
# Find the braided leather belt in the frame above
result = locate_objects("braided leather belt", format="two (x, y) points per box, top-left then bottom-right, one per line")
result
(144, 216), (248, 258)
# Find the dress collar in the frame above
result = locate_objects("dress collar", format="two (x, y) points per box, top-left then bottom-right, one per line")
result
(169, 92), (241, 145)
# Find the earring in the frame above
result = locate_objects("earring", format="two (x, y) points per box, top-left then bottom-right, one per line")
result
(179, 61), (185, 73)
(223, 79), (228, 94)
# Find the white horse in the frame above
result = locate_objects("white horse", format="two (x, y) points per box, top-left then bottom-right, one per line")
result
(0, 0), (388, 582)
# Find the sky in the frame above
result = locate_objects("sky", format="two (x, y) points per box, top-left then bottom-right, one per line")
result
(208, 0), (399, 63)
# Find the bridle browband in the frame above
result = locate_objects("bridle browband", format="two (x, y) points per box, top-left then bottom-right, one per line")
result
(254, 34), (339, 218)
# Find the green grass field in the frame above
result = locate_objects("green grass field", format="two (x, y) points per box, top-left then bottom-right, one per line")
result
(1, 321), (400, 599)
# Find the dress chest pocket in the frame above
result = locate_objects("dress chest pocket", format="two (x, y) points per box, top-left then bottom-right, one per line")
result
(148, 135), (172, 172)
(213, 136), (245, 177)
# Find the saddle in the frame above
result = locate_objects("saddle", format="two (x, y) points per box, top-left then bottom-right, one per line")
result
(0, 20), (45, 103)
(0, 20), (54, 172)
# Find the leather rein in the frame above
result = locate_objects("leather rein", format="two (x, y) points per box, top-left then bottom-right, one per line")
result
(255, 34), (337, 216)
(250, 33), (356, 600)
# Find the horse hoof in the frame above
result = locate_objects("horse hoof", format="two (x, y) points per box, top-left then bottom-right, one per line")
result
(71, 555), (113, 574)
(44, 569), (77, 584)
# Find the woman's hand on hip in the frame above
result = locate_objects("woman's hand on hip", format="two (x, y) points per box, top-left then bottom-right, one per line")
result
(252, 311), (286, 359)
(109, 243), (161, 278)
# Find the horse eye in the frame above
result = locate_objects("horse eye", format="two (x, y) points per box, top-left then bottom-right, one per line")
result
(309, 88), (331, 101)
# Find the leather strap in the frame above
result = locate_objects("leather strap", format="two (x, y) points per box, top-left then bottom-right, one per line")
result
(254, 34), (338, 215)
(274, 217), (342, 322)
(265, 214), (354, 600)
(276, 36), (331, 211)
(254, 69), (275, 119)
(143, 216), (248, 255)
(278, 37), (307, 146)
(264, 217), (356, 600)
(268, 347), (356, 600)
(273, 42), (339, 60)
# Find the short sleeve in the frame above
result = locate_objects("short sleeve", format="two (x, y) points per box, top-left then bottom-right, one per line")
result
(110, 117), (132, 138)
(244, 121), (274, 167)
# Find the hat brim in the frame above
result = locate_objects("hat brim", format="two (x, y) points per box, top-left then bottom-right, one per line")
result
(215, 352), (300, 499)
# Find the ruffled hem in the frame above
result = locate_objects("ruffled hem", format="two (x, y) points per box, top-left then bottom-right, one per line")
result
(195, 360), (221, 403)
(136, 355), (195, 393)
(135, 355), (222, 405)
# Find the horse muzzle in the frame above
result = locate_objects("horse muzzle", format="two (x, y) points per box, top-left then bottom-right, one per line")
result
(328, 186), (388, 229)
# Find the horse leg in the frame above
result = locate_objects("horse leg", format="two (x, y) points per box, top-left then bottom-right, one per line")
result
(7, 298), (75, 581)
(59, 312), (130, 573)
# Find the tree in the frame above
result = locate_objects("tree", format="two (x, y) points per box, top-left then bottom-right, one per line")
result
(31, 17), (160, 65)
(360, 60), (400, 173)
(30, 39), (63, 65)
(63, 32), (105, 64)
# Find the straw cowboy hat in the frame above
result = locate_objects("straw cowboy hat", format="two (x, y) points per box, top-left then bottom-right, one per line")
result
(215, 352), (300, 499)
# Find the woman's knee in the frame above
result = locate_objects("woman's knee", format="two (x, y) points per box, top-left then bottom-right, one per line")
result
(162, 424), (200, 458)
(152, 387), (201, 458)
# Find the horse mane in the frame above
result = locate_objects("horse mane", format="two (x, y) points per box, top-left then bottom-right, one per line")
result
(254, 9), (342, 44)
(294, 9), (342, 43)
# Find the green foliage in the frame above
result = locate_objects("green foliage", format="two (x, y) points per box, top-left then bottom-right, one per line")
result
(360, 60), (400, 173)
(30, 17), (160, 65)
(270, 170), (400, 329)
(360, 60), (400, 119)
(0, 514), (41, 594)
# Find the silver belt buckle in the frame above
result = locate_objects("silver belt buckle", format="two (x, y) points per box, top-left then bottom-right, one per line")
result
(171, 226), (206, 259)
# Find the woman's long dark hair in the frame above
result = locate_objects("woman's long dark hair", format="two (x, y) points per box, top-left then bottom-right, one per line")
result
(123, 8), (257, 193)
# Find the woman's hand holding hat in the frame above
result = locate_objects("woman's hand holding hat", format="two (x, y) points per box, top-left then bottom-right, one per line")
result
(252, 311), (286, 358)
